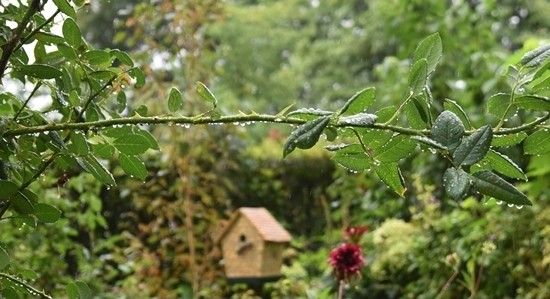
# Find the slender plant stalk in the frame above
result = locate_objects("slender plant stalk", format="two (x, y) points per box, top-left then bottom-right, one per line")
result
(436, 269), (460, 299)
(383, 92), (414, 125)
(14, 10), (61, 53)
(13, 82), (42, 121)
(337, 280), (345, 299)
(0, 272), (53, 299)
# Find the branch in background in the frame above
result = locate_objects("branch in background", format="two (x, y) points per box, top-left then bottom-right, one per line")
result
(13, 10), (61, 53)
(0, 273), (53, 299)
(0, 0), (41, 80)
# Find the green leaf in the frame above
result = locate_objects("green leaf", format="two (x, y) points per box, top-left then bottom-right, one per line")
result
(338, 87), (376, 116)
(34, 32), (65, 44)
(480, 149), (527, 180)
(491, 132), (527, 147)
(515, 95), (550, 111)
(34, 203), (62, 223)
(68, 90), (80, 106)
(337, 113), (377, 126)
(487, 93), (513, 119)
(283, 116), (331, 157)
(11, 191), (35, 214)
(443, 98), (471, 129)
(0, 246), (9, 270)
(409, 58), (428, 94)
(404, 96), (429, 129)
(113, 134), (151, 155)
(18, 64), (62, 79)
(453, 125), (493, 166)
(375, 105), (397, 123)
(92, 143), (115, 159)
(374, 162), (406, 197)
(524, 129), (550, 155)
(129, 67), (145, 88)
(62, 18), (82, 48)
(413, 32), (442, 74)
(119, 154), (148, 180)
(443, 168), (470, 200)
(82, 50), (111, 66)
(431, 110), (465, 151)
(332, 144), (370, 171)
(520, 44), (550, 68)
(374, 135), (416, 162)
(411, 136), (447, 151)
(1, 287), (19, 299)
(196, 82), (217, 108)
(52, 0), (76, 18)
(110, 49), (134, 67)
(471, 171), (531, 206)
(78, 155), (116, 186)
(168, 87), (184, 112)
(67, 281), (92, 299)
(0, 180), (19, 199)
(68, 132), (89, 156)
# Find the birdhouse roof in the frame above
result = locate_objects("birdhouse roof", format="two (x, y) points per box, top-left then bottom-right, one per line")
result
(217, 207), (292, 243)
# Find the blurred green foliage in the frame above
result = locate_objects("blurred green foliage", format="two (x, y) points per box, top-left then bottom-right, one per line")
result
(0, 0), (549, 298)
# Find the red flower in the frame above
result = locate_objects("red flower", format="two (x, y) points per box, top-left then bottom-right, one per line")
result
(344, 225), (368, 243)
(329, 243), (365, 281)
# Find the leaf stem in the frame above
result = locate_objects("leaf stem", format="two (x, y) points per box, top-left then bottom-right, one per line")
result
(13, 82), (42, 121)
(0, 272), (53, 299)
(384, 91), (414, 125)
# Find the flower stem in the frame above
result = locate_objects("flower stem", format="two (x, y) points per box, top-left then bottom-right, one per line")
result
(337, 280), (345, 299)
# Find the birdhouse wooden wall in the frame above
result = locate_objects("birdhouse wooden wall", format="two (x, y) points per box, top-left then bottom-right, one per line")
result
(221, 216), (264, 278)
(217, 207), (292, 280)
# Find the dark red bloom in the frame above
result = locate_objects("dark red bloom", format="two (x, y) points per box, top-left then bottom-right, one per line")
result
(344, 225), (368, 243)
(329, 243), (365, 280)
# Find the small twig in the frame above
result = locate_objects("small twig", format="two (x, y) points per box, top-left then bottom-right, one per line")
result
(337, 280), (345, 299)
(13, 82), (42, 121)
(0, 0), (41, 80)
(14, 9), (61, 53)
(0, 272), (53, 299)
(384, 92), (414, 125)
(436, 269), (460, 299)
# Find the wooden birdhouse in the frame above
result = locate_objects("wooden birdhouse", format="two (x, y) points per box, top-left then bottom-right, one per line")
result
(216, 207), (292, 280)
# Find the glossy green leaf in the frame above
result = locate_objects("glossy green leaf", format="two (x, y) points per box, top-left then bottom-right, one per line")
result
(487, 93), (513, 119)
(52, 0), (76, 18)
(404, 96), (429, 129)
(431, 110), (465, 151)
(62, 18), (82, 48)
(332, 144), (370, 171)
(110, 49), (134, 67)
(0, 246), (9, 270)
(67, 280), (92, 299)
(480, 149), (527, 180)
(374, 162), (406, 197)
(409, 58), (428, 94)
(120, 154), (148, 180)
(34, 32), (65, 44)
(471, 171), (531, 205)
(129, 67), (145, 88)
(375, 135), (416, 162)
(443, 98), (471, 129)
(515, 95), (550, 111)
(443, 168), (470, 200)
(168, 87), (184, 112)
(283, 116), (331, 157)
(491, 132), (527, 147)
(34, 203), (62, 223)
(520, 44), (550, 68)
(113, 134), (151, 155)
(196, 82), (217, 108)
(339, 87), (376, 116)
(82, 50), (111, 66)
(68, 132), (89, 156)
(524, 129), (550, 155)
(337, 113), (377, 126)
(78, 155), (116, 186)
(18, 64), (62, 79)
(92, 143), (115, 159)
(0, 180), (19, 199)
(453, 125), (493, 166)
(413, 32), (442, 74)
(11, 191), (35, 214)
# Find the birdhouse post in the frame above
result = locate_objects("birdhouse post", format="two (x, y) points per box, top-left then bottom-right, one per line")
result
(216, 207), (292, 281)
